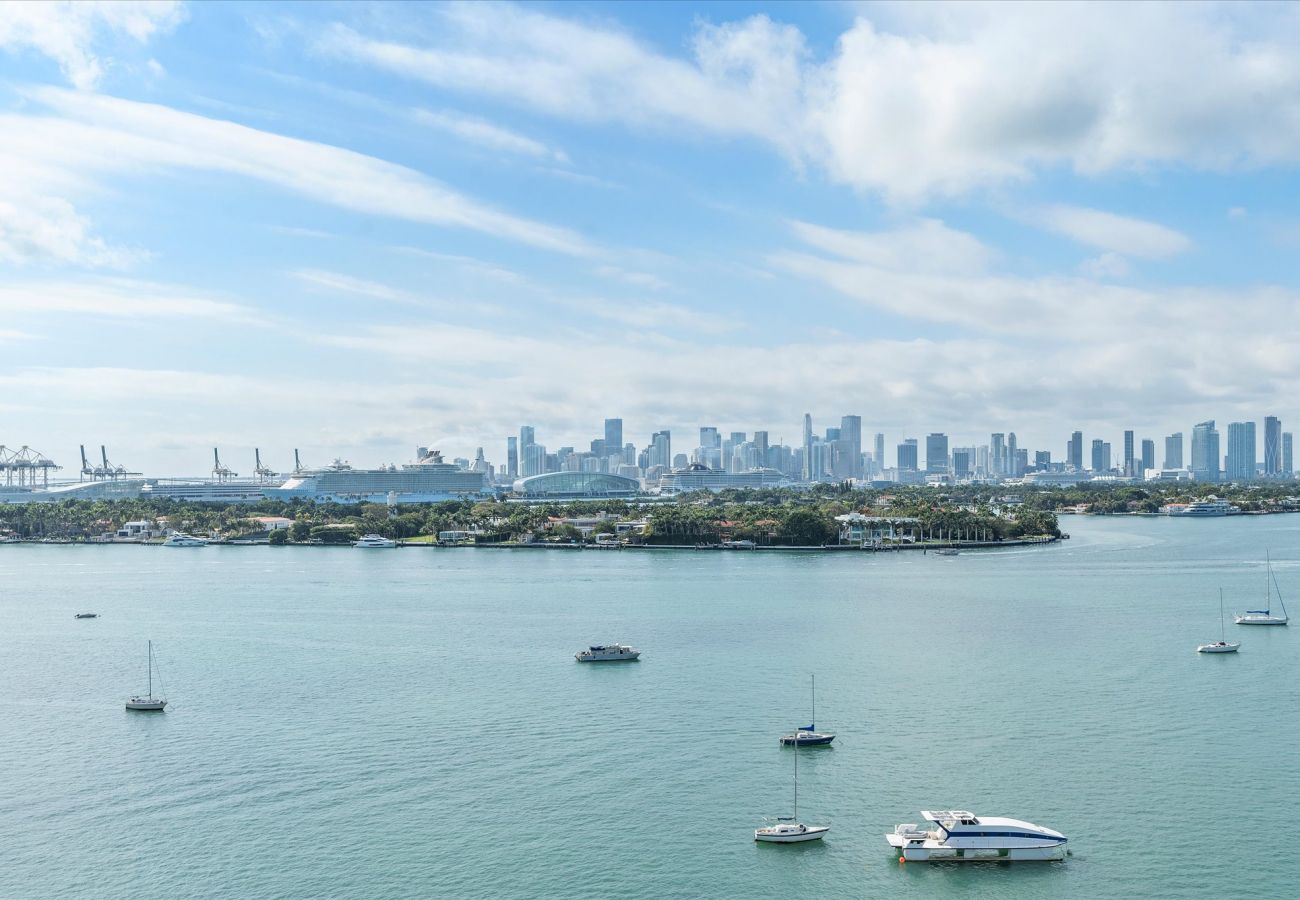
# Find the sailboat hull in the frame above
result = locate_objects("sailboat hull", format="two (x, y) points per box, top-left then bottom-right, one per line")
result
(755, 825), (830, 843)
(126, 699), (167, 711)
(1234, 617), (1287, 625)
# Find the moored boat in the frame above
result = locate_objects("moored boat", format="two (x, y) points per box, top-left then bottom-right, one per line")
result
(1235, 553), (1289, 625)
(575, 643), (640, 662)
(162, 533), (206, 547)
(1198, 589), (1240, 653)
(779, 674), (835, 746)
(353, 533), (398, 548)
(756, 721), (829, 843)
(886, 810), (1066, 861)
(125, 640), (168, 712)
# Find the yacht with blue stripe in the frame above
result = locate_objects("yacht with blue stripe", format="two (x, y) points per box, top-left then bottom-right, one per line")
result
(886, 810), (1067, 861)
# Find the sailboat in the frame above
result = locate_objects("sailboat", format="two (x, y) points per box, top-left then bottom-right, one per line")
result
(755, 724), (830, 843)
(126, 640), (168, 711)
(779, 674), (835, 745)
(1198, 589), (1240, 653)
(1234, 553), (1289, 625)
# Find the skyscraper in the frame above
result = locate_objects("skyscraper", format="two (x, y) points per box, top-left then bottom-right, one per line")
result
(1007, 432), (1018, 475)
(1265, 416), (1282, 477)
(604, 418), (622, 459)
(1140, 439), (1155, 475)
(840, 415), (862, 479)
(802, 413), (813, 481)
(1191, 421), (1220, 482)
(506, 436), (518, 479)
(1068, 431), (1083, 471)
(874, 433), (885, 476)
(1164, 433), (1183, 470)
(1123, 430), (1135, 476)
(699, 426), (720, 449)
(926, 433), (949, 474)
(1284, 432), (1294, 477)
(1091, 439), (1105, 473)
(991, 433), (1006, 475)
(952, 449), (971, 477)
(1226, 421), (1256, 481)
(649, 431), (672, 470)
(897, 439), (918, 472)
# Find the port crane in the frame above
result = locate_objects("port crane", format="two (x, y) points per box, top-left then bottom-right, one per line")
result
(212, 447), (237, 481)
(254, 448), (278, 482)
(79, 445), (139, 481)
(0, 445), (61, 488)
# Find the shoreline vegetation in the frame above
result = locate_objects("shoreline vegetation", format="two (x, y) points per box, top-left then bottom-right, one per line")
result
(2, 481), (1295, 549)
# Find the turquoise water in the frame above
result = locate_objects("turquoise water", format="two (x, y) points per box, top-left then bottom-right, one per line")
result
(2, 515), (1298, 898)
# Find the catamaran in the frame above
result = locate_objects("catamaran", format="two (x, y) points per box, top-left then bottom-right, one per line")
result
(1235, 554), (1289, 626)
(755, 724), (829, 843)
(125, 640), (168, 711)
(1198, 589), (1240, 653)
(886, 810), (1066, 861)
(779, 674), (835, 746)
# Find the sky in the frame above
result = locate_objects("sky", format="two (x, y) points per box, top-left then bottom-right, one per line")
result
(4, 0), (1300, 476)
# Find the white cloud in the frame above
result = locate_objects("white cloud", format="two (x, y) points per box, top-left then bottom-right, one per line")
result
(0, 278), (266, 323)
(323, 3), (1300, 200)
(1079, 252), (1132, 280)
(0, 0), (183, 89)
(594, 265), (671, 291)
(789, 218), (994, 276)
(0, 87), (596, 257)
(0, 193), (141, 268)
(414, 109), (568, 162)
(1037, 205), (1191, 259)
(292, 269), (420, 305)
(1228, 206), (1248, 219)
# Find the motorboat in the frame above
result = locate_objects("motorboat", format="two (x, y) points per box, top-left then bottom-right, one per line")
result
(74, 612), (99, 619)
(125, 640), (168, 712)
(886, 810), (1066, 861)
(756, 721), (829, 843)
(575, 643), (640, 662)
(162, 533), (206, 547)
(1234, 553), (1289, 625)
(353, 533), (398, 548)
(1198, 589), (1240, 653)
(1166, 498), (1238, 517)
(780, 674), (835, 746)
(933, 548), (960, 556)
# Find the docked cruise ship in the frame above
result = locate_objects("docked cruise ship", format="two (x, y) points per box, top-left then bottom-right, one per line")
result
(266, 448), (488, 504)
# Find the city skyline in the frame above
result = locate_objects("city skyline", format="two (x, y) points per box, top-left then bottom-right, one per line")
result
(6, 4), (1300, 474)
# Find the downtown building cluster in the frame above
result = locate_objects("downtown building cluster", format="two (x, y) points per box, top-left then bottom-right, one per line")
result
(479, 412), (1298, 493)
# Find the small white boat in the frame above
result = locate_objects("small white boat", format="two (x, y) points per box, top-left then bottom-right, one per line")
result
(1199, 589), (1240, 653)
(887, 810), (1066, 861)
(756, 722), (829, 843)
(779, 674), (835, 745)
(933, 548), (959, 556)
(575, 643), (640, 662)
(162, 533), (206, 547)
(1234, 553), (1289, 625)
(74, 612), (99, 619)
(125, 640), (168, 712)
(353, 533), (398, 548)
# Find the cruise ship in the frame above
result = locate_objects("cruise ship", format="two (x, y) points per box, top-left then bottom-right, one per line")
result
(1162, 498), (1239, 517)
(267, 448), (488, 504)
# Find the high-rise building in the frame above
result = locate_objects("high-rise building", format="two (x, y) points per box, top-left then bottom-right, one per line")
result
(1265, 416), (1282, 477)
(699, 427), (720, 450)
(1123, 430), (1135, 476)
(874, 433), (885, 476)
(802, 414), (813, 481)
(1191, 421), (1220, 482)
(1068, 431), (1083, 471)
(925, 433), (949, 474)
(1091, 439), (1105, 473)
(519, 425), (535, 453)
(506, 436), (518, 478)
(897, 439), (918, 472)
(840, 416), (862, 479)
(1102, 442), (1112, 472)
(1226, 421), (1256, 481)
(1140, 439), (1155, 474)
(1164, 433), (1183, 470)
(952, 449), (971, 477)
(649, 431), (672, 470)
(991, 433), (1006, 475)
(1034, 450), (1051, 470)
(753, 431), (769, 456)
(604, 419), (622, 458)
(1007, 433), (1018, 474)
(1284, 432), (1294, 477)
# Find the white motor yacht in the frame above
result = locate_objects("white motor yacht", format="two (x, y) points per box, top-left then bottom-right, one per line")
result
(575, 643), (640, 662)
(353, 534), (398, 548)
(887, 810), (1066, 861)
(125, 640), (168, 712)
(162, 533), (206, 547)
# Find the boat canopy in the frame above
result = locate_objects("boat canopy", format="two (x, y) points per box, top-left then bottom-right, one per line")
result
(922, 810), (978, 823)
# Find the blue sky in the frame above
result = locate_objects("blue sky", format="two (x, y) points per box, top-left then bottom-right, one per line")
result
(3, 1), (1300, 475)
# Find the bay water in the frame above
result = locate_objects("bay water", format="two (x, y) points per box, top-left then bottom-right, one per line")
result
(2, 515), (1297, 898)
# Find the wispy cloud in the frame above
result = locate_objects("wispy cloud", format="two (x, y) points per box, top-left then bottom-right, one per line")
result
(1035, 205), (1191, 259)
(594, 265), (670, 291)
(292, 269), (422, 305)
(0, 278), (267, 324)
(414, 108), (568, 162)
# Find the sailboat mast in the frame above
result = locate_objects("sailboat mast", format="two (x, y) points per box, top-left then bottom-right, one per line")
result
(811, 674), (815, 729)
(1220, 589), (1226, 642)
(148, 640), (152, 699)
(793, 724), (798, 821)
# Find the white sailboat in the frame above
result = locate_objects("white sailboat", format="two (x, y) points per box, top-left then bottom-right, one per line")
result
(1234, 553), (1289, 626)
(1198, 590), (1240, 653)
(755, 726), (830, 843)
(125, 640), (168, 711)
